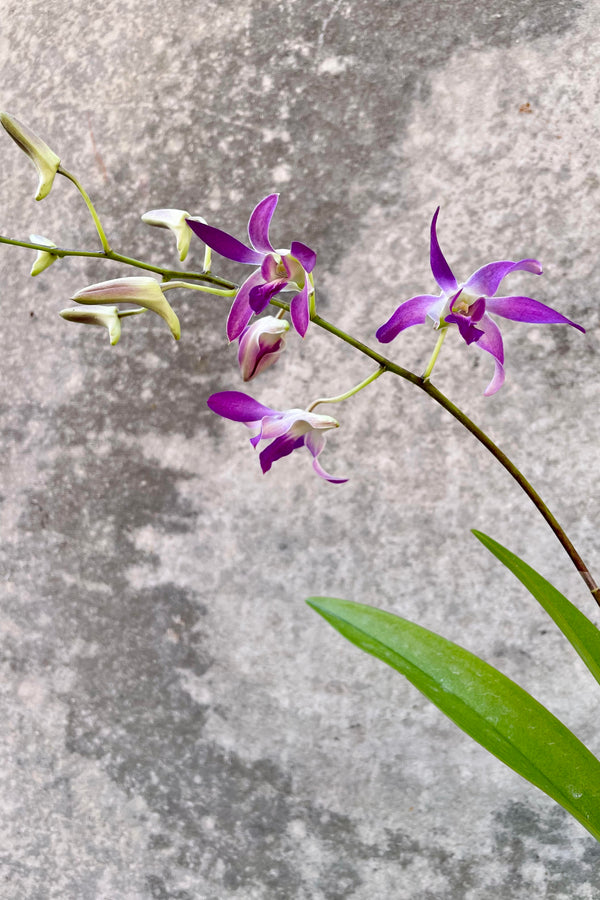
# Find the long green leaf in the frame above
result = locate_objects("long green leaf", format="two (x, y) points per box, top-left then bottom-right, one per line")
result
(472, 530), (600, 688)
(307, 595), (600, 842)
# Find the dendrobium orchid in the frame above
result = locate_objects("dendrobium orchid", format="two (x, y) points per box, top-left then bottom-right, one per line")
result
(187, 194), (316, 341)
(207, 391), (347, 483)
(237, 316), (290, 382)
(376, 208), (585, 394)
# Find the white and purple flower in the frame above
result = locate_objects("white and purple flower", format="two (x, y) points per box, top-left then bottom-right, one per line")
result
(187, 194), (316, 341)
(237, 316), (290, 382)
(207, 391), (347, 483)
(376, 208), (585, 394)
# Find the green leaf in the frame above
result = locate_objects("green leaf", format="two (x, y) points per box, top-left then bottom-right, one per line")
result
(307, 595), (600, 842)
(472, 530), (600, 689)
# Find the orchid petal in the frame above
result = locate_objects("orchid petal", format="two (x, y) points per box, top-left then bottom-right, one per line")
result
(258, 410), (308, 442)
(261, 254), (279, 281)
(248, 194), (278, 254)
(207, 391), (276, 423)
(248, 279), (289, 314)
(477, 313), (505, 364)
(445, 313), (485, 345)
(227, 269), (266, 341)
(475, 314), (506, 395)
(485, 296), (585, 332)
(290, 277), (310, 337)
(186, 219), (264, 265)
(376, 295), (440, 343)
(290, 241), (317, 274)
(483, 358), (506, 396)
(464, 259), (542, 297)
(430, 208), (457, 293)
(259, 434), (304, 473)
(305, 431), (348, 483)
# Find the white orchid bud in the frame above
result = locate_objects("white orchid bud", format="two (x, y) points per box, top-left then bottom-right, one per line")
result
(141, 209), (207, 262)
(71, 277), (181, 340)
(29, 234), (58, 276)
(59, 305), (123, 345)
(0, 112), (61, 201)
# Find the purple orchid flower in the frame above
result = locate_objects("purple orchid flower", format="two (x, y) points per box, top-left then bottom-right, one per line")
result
(207, 391), (347, 484)
(187, 194), (316, 341)
(376, 208), (585, 395)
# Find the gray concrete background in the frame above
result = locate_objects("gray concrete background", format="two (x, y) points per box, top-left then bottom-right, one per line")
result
(2, 0), (600, 897)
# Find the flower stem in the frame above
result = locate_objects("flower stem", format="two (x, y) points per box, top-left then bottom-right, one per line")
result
(423, 327), (448, 380)
(58, 166), (112, 254)
(160, 280), (237, 298)
(309, 311), (600, 608)
(0, 234), (237, 289)
(307, 366), (386, 412)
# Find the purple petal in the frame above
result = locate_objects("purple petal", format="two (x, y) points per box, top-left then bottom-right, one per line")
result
(305, 431), (348, 483)
(248, 194), (278, 254)
(290, 241), (317, 273)
(468, 297), (486, 322)
(485, 296), (585, 332)
(207, 391), (275, 423)
(249, 278), (289, 313)
(464, 259), (542, 297)
(376, 295), (440, 343)
(483, 358), (505, 396)
(477, 313), (504, 364)
(445, 313), (485, 345)
(290, 278), (310, 337)
(259, 434), (304, 473)
(261, 254), (278, 280)
(430, 208), (457, 293)
(186, 219), (264, 265)
(226, 269), (266, 341)
(475, 314), (506, 395)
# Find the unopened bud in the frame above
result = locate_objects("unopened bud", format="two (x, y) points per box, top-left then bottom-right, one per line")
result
(237, 316), (290, 381)
(141, 209), (206, 263)
(29, 234), (58, 276)
(60, 305), (123, 345)
(72, 276), (181, 340)
(0, 112), (61, 201)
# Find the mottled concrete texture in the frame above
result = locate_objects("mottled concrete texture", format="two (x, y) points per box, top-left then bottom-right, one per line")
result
(2, 0), (600, 897)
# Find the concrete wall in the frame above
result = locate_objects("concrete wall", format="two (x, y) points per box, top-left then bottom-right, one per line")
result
(1, 0), (600, 896)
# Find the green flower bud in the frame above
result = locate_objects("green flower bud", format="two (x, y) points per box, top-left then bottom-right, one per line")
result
(0, 112), (61, 201)
(71, 276), (181, 340)
(60, 305), (123, 345)
(141, 208), (206, 262)
(29, 234), (58, 276)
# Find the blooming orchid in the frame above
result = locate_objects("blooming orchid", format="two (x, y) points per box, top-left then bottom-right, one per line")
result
(376, 208), (585, 394)
(207, 391), (347, 483)
(187, 194), (316, 341)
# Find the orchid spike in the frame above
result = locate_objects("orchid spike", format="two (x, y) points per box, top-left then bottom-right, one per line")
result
(207, 391), (347, 483)
(237, 316), (290, 381)
(187, 195), (316, 340)
(376, 208), (585, 395)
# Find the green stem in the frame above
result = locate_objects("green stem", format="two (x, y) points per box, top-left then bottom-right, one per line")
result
(58, 166), (111, 254)
(0, 234), (237, 289)
(161, 280), (237, 298)
(423, 328), (448, 380)
(308, 311), (600, 608)
(307, 366), (386, 411)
